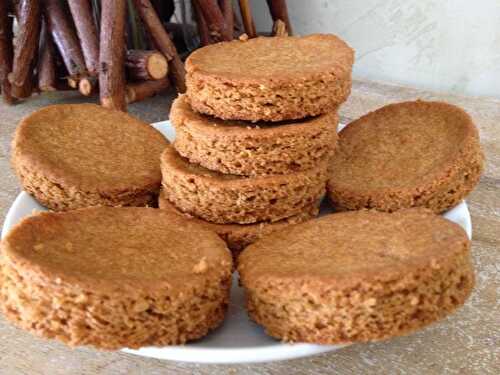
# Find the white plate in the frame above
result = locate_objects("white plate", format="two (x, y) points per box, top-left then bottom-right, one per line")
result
(1, 121), (472, 364)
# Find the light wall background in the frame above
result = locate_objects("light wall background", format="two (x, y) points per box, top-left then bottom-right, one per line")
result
(251, 0), (500, 98)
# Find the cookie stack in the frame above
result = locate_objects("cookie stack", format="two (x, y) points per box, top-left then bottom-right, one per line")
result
(159, 34), (354, 255)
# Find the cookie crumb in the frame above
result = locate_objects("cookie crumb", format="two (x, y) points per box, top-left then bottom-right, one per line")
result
(65, 242), (74, 253)
(33, 243), (44, 252)
(193, 257), (208, 274)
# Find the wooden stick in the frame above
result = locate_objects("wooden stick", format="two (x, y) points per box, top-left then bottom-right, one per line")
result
(133, 0), (186, 93)
(238, 0), (256, 38)
(197, 0), (231, 42)
(266, 0), (292, 35)
(99, 0), (127, 111)
(193, 0), (211, 46)
(78, 76), (98, 96)
(44, 0), (87, 82)
(0, 1), (15, 104)
(126, 50), (168, 81)
(272, 19), (288, 37)
(67, 77), (79, 89)
(11, 54), (37, 99)
(8, 0), (41, 91)
(68, 0), (99, 75)
(38, 19), (57, 92)
(219, 0), (234, 39)
(10, 72), (34, 99)
(126, 77), (169, 103)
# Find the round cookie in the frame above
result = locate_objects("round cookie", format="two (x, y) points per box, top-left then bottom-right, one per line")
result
(159, 190), (320, 256)
(171, 94), (339, 176)
(185, 34), (354, 122)
(161, 146), (329, 224)
(328, 101), (484, 213)
(238, 209), (474, 344)
(0, 207), (232, 350)
(11, 104), (168, 211)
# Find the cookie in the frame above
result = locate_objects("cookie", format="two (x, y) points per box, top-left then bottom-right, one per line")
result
(185, 34), (354, 122)
(160, 146), (328, 224)
(11, 104), (168, 211)
(328, 101), (484, 213)
(171, 94), (339, 176)
(238, 209), (474, 344)
(158, 190), (320, 256)
(0, 207), (232, 350)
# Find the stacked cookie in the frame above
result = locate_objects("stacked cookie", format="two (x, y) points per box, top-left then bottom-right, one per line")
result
(160, 34), (354, 254)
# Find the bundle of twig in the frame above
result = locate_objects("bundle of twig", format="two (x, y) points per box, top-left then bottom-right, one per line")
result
(0, 0), (181, 110)
(0, 0), (292, 110)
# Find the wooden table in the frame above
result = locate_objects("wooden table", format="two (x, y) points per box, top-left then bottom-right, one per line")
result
(0, 81), (498, 374)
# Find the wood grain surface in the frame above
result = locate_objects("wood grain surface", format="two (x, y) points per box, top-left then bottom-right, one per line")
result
(0, 81), (498, 374)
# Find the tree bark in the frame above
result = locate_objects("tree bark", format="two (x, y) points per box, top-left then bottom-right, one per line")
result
(197, 0), (232, 42)
(133, 0), (186, 93)
(126, 78), (169, 103)
(0, 1), (15, 104)
(44, 0), (87, 81)
(238, 0), (256, 38)
(126, 50), (168, 81)
(8, 0), (41, 94)
(99, 0), (127, 111)
(38, 19), (57, 92)
(68, 0), (99, 75)
(266, 0), (292, 35)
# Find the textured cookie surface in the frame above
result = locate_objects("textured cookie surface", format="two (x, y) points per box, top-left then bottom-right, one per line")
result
(161, 146), (328, 224)
(11, 104), (168, 211)
(238, 209), (474, 344)
(159, 190), (319, 256)
(171, 94), (339, 176)
(0, 207), (232, 350)
(328, 101), (484, 213)
(186, 34), (354, 122)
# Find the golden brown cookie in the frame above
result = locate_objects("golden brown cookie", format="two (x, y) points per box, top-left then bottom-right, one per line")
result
(185, 34), (354, 122)
(0, 207), (232, 350)
(328, 101), (484, 213)
(238, 209), (474, 344)
(11, 104), (168, 211)
(161, 146), (328, 224)
(171, 94), (339, 176)
(158, 190), (320, 257)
